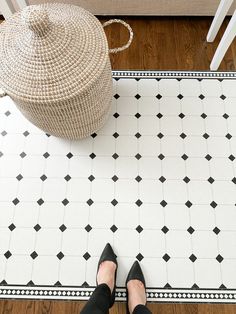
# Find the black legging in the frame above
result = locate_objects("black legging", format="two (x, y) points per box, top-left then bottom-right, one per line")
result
(81, 284), (152, 314)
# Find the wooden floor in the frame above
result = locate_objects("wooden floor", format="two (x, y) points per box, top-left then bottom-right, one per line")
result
(0, 16), (236, 313)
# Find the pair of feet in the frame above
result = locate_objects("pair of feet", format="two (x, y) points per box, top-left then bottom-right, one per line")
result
(97, 260), (146, 313)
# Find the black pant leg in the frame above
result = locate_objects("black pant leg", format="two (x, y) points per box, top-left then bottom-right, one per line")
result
(80, 283), (111, 314)
(133, 304), (152, 314)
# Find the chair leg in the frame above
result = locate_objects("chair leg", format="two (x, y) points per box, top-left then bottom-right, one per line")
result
(210, 10), (236, 70)
(207, 0), (234, 42)
(1, 0), (14, 19)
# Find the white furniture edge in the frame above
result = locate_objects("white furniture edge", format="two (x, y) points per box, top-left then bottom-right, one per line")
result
(1, 0), (27, 18)
(207, 0), (234, 42)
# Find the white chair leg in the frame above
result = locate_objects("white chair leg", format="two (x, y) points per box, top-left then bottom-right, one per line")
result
(207, 0), (234, 42)
(210, 10), (236, 70)
(1, 0), (14, 19)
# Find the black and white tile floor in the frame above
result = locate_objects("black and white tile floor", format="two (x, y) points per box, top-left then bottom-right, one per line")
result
(0, 71), (236, 303)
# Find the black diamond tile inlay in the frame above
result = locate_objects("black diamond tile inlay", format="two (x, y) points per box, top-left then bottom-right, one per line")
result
(203, 133), (210, 139)
(0, 151), (3, 158)
(87, 199), (94, 206)
(182, 154), (188, 160)
(12, 198), (20, 205)
(34, 224), (41, 232)
(30, 251), (38, 259)
(180, 133), (187, 139)
(4, 251), (12, 259)
(163, 253), (170, 262)
(179, 113), (185, 119)
(183, 176), (190, 183)
(59, 224), (67, 232)
(158, 153), (165, 160)
(210, 201), (218, 208)
(177, 94), (184, 100)
(156, 94), (162, 100)
(135, 132), (141, 139)
(161, 226), (169, 234)
(85, 224), (92, 232)
(16, 174), (23, 181)
(135, 175), (142, 182)
(213, 227), (220, 235)
(113, 132), (119, 138)
(206, 176), (214, 184)
(189, 254), (197, 262)
(110, 225), (118, 233)
(113, 112), (120, 118)
(185, 201), (193, 208)
(192, 283), (199, 289)
(54, 281), (62, 286)
(114, 94), (120, 99)
(112, 153), (119, 159)
(43, 152), (50, 159)
(136, 199), (143, 207)
(62, 198), (69, 206)
(91, 133), (97, 138)
(136, 253), (144, 261)
(37, 198), (44, 206)
(83, 252), (91, 260)
(135, 153), (142, 160)
(57, 252), (64, 260)
(187, 226), (195, 234)
(205, 154), (212, 161)
(199, 94), (205, 100)
(45, 133), (51, 137)
(223, 113), (229, 119)
(156, 113), (163, 119)
(201, 113), (207, 119)
(64, 174), (71, 181)
(229, 154), (235, 161)
(27, 280), (35, 286)
(135, 94), (141, 100)
(226, 133), (232, 140)
(111, 199), (118, 206)
(5, 111), (11, 117)
(112, 175), (119, 182)
(66, 152), (73, 159)
(23, 131), (30, 137)
(1, 130), (7, 136)
(232, 177), (236, 184)
(136, 225), (143, 233)
(220, 95), (226, 100)
(157, 132), (164, 139)
(159, 176), (166, 183)
(160, 200), (167, 207)
(20, 152), (26, 158)
(40, 174), (47, 182)
(8, 223), (16, 231)
(90, 153), (96, 159)
(88, 175), (95, 182)
(216, 254), (224, 263)
(135, 113), (141, 118)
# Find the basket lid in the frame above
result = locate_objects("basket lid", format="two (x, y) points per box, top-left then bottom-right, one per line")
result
(0, 3), (109, 103)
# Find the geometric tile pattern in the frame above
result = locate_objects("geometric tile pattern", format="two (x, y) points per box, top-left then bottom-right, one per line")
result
(0, 71), (236, 302)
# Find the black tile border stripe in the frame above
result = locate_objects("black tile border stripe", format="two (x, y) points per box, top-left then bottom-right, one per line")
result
(0, 286), (236, 303)
(112, 70), (236, 79)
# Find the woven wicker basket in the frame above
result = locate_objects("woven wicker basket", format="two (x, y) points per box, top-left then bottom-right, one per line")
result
(0, 4), (133, 139)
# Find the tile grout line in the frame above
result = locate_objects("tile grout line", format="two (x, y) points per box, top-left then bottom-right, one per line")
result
(200, 80), (223, 287)
(179, 79), (196, 287)
(29, 134), (50, 285)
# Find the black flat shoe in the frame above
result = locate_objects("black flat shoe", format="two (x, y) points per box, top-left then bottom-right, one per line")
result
(126, 261), (146, 314)
(96, 243), (118, 307)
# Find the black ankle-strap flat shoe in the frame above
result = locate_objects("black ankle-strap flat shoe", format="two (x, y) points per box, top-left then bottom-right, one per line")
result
(126, 261), (146, 314)
(96, 243), (118, 308)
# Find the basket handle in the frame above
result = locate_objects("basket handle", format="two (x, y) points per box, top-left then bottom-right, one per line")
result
(103, 19), (133, 54)
(0, 88), (7, 97)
